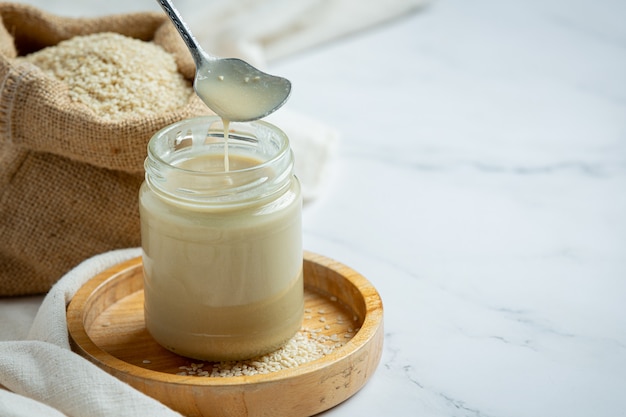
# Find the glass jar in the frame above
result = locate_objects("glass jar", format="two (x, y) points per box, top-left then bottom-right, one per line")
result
(139, 116), (303, 361)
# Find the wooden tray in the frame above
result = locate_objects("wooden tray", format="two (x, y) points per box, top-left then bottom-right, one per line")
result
(67, 251), (384, 417)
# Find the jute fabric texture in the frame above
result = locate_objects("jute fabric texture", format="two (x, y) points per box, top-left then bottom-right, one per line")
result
(0, 3), (209, 295)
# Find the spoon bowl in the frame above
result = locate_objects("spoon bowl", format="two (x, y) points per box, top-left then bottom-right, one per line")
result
(158, 0), (291, 122)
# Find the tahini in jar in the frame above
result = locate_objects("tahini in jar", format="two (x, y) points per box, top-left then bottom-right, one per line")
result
(139, 116), (303, 361)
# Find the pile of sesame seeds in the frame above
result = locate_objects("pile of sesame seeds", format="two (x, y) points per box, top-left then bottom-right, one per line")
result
(20, 32), (194, 120)
(173, 305), (360, 378)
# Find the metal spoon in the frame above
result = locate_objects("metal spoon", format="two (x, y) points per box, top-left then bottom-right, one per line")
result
(157, 0), (291, 122)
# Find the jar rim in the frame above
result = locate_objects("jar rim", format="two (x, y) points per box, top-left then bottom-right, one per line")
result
(147, 115), (290, 177)
(144, 115), (295, 206)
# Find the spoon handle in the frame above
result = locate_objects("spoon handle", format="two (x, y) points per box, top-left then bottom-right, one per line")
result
(157, 0), (210, 64)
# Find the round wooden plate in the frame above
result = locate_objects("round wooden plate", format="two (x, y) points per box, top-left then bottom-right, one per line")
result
(67, 251), (384, 417)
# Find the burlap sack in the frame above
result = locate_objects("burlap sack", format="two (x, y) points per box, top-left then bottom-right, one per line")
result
(0, 3), (210, 295)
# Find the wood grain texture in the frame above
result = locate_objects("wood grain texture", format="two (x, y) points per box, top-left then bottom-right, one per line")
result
(67, 251), (384, 417)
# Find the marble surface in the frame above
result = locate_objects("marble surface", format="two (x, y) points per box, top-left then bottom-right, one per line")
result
(273, 1), (626, 416)
(2, 0), (626, 416)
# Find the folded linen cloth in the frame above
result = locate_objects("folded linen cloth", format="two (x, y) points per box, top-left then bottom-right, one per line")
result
(188, 0), (429, 69)
(267, 109), (339, 202)
(0, 248), (185, 417)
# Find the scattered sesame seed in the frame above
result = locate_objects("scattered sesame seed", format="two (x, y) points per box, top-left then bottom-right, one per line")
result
(174, 326), (352, 378)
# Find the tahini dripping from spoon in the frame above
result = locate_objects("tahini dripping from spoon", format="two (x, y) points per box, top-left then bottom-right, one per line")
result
(157, 0), (292, 170)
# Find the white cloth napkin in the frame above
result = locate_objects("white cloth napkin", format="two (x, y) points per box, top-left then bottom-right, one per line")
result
(267, 109), (339, 202)
(0, 248), (185, 417)
(188, 0), (429, 68)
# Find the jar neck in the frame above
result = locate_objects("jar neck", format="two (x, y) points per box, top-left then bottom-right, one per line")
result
(145, 116), (294, 207)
